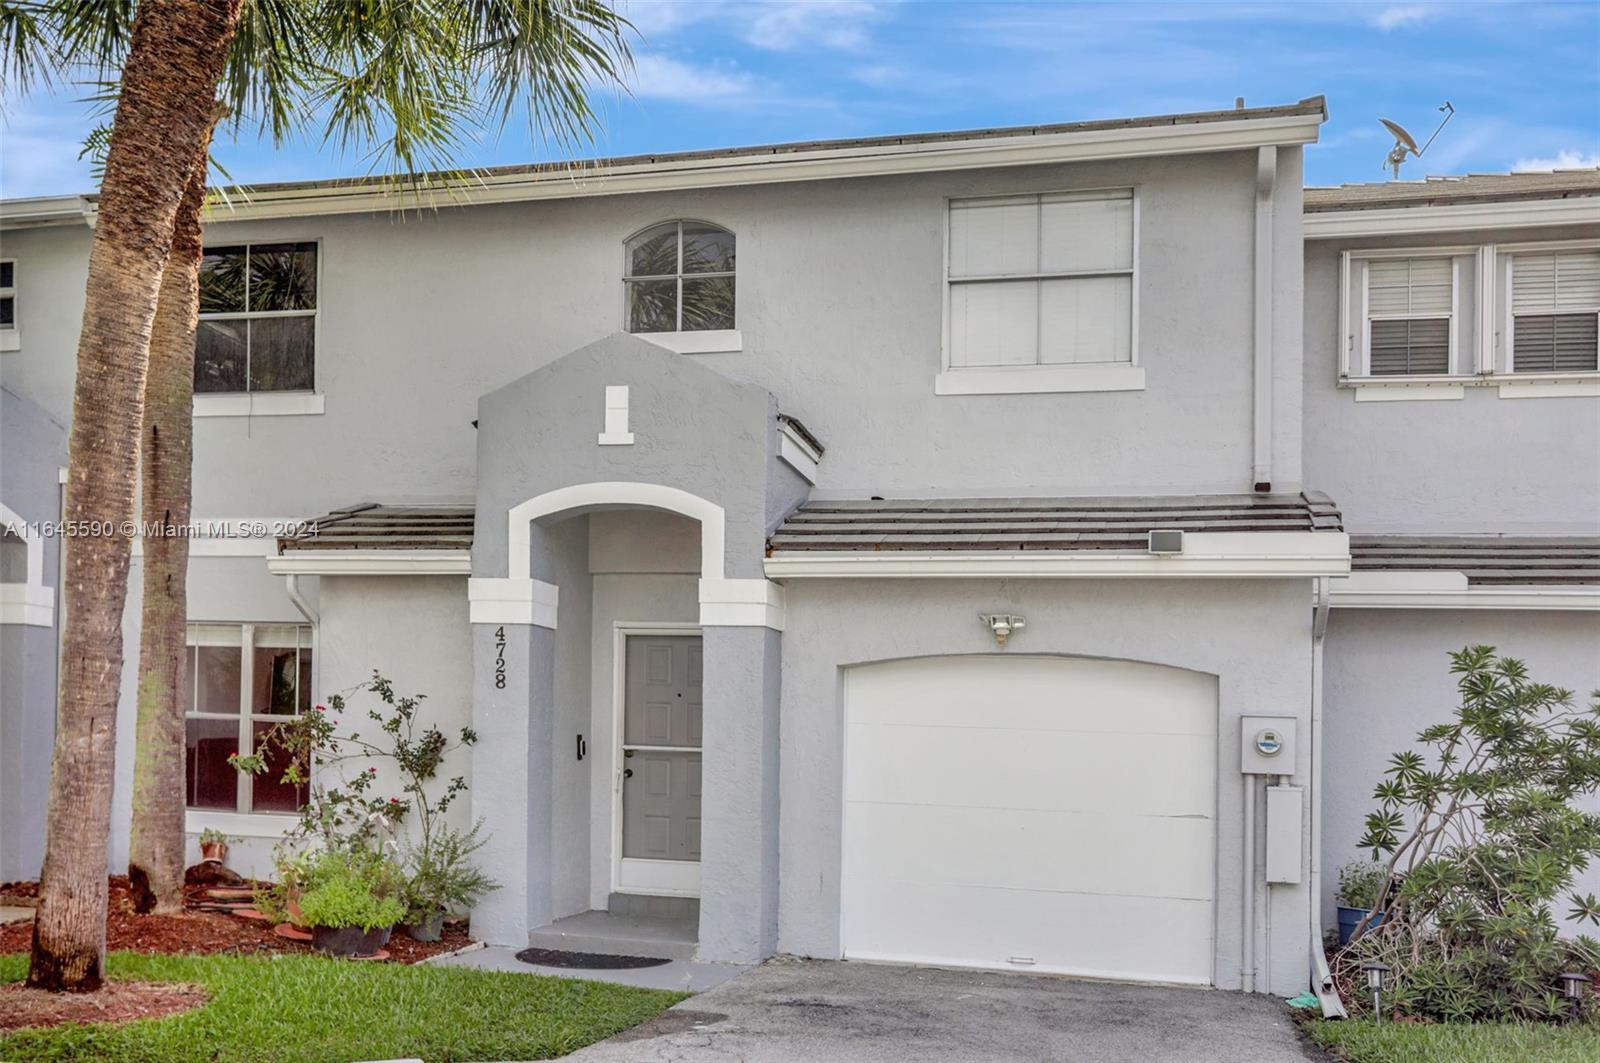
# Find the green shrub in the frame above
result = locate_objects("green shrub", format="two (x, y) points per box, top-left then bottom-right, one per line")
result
(296, 848), (407, 931)
(1337, 860), (1389, 910)
(403, 821), (498, 921)
(1337, 646), (1600, 1022)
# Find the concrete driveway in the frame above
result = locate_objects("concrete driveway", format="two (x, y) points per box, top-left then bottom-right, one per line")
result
(567, 957), (1326, 1063)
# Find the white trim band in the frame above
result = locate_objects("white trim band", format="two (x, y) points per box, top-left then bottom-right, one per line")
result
(935, 364), (1145, 396)
(469, 576), (559, 627)
(1305, 197), (1600, 239)
(1328, 571), (1600, 611)
(765, 532), (1351, 579)
(0, 583), (54, 626)
(267, 549), (472, 575)
(777, 422), (822, 485)
(194, 392), (325, 418)
(699, 578), (786, 629)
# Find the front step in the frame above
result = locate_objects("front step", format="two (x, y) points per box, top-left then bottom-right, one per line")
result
(607, 893), (700, 921)
(526, 909), (698, 962)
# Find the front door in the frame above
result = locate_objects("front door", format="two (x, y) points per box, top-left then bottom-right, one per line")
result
(617, 635), (702, 895)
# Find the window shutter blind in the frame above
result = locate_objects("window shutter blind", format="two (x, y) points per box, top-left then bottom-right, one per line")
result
(1364, 257), (1452, 375)
(1512, 251), (1600, 373)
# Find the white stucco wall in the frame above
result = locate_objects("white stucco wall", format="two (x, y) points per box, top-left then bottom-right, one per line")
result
(5, 146), (1302, 523)
(1322, 608), (1600, 930)
(777, 577), (1317, 996)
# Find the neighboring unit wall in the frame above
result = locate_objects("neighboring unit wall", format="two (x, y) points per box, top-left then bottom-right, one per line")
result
(1302, 224), (1600, 534)
(0, 385), (65, 881)
(1322, 608), (1600, 928)
(777, 576), (1316, 997)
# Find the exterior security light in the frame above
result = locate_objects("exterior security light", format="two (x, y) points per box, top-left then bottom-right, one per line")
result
(1361, 962), (1391, 1021)
(978, 613), (1025, 647)
(1560, 972), (1588, 1022)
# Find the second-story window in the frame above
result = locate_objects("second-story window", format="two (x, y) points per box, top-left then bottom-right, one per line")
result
(946, 190), (1135, 371)
(1363, 257), (1453, 375)
(1508, 249), (1600, 374)
(197, 242), (318, 393)
(624, 220), (735, 334)
(0, 260), (15, 332)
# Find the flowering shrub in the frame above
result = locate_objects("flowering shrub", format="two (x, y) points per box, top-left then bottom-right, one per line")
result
(1336, 646), (1600, 1022)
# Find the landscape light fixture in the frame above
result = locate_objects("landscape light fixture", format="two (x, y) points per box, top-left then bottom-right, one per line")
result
(1360, 962), (1391, 1021)
(1560, 972), (1588, 1022)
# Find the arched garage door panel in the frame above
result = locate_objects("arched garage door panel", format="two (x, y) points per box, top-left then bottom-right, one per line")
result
(842, 655), (1217, 984)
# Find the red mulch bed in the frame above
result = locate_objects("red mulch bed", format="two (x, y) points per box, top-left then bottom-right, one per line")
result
(0, 877), (472, 964)
(0, 980), (210, 1032)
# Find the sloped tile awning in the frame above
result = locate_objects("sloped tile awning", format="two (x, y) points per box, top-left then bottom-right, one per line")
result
(269, 503), (474, 575)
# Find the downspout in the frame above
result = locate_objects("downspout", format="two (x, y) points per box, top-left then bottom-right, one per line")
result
(1252, 145), (1277, 493)
(1309, 576), (1347, 1017)
(284, 573), (321, 703)
(1242, 773), (1256, 993)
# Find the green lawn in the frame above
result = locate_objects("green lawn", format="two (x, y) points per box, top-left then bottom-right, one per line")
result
(0, 951), (686, 1063)
(1307, 1017), (1600, 1063)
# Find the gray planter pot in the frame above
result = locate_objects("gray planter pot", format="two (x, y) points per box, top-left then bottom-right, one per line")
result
(401, 911), (446, 942)
(311, 923), (392, 958)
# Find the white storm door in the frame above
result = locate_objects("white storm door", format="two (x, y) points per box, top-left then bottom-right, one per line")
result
(617, 635), (702, 895)
(843, 655), (1217, 985)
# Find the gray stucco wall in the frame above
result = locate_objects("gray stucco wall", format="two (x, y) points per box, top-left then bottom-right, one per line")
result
(7, 146), (1299, 522)
(1302, 224), (1600, 534)
(776, 577), (1317, 996)
(0, 385), (65, 881)
(1322, 608), (1600, 928)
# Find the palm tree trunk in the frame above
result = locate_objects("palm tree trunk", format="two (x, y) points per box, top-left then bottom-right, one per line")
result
(28, 0), (243, 992)
(128, 131), (215, 916)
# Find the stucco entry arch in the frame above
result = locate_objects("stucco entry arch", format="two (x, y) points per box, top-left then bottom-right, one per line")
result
(507, 481), (727, 582)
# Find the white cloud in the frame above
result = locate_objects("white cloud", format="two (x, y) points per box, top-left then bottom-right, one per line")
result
(1372, 5), (1433, 31)
(0, 94), (98, 198)
(742, 1), (889, 51)
(626, 53), (759, 103)
(1513, 149), (1600, 172)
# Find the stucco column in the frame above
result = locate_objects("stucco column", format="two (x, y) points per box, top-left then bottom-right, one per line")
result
(696, 624), (782, 964)
(468, 580), (558, 946)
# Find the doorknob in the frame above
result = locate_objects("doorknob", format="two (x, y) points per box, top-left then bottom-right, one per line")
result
(623, 768), (633, 779)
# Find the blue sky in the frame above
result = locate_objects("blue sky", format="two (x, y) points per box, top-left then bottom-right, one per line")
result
(3, 0), (1598, 199)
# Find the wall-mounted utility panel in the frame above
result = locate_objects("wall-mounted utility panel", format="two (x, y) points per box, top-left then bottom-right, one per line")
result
(1265, 785), (1304, 884)
(1240, 715), (1296, 774)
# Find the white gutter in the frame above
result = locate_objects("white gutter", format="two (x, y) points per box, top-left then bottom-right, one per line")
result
(1304, 196), (1600, 239)
(1327, 571), (1600, 611)
(1309, 577), (1347, 1018)
(266, 549), (472, 576)
(1252, 146), (1276, 491)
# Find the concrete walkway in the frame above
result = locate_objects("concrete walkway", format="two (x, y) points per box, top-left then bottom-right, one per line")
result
(427, 944), (747, 993)
(565, 957), (1326, 1063)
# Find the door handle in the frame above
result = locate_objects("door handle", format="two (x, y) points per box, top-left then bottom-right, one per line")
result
(623, 768), (633, 779)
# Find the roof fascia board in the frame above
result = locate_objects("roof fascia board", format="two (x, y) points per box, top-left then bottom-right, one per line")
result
(1329, 570), (1599, 610)
(0, 195), (96, 231)
(194, 113), (1322, 224)
(764, 531), (1351, 579)
(1305, 197), (1600, 239)
(266, 549), (471, 575)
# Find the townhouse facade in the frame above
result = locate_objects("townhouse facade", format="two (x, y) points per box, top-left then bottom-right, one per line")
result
(1, 96), (1596, 1000)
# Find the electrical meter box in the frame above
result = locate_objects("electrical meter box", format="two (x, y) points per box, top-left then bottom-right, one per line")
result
(1241, 715), (1297, 774)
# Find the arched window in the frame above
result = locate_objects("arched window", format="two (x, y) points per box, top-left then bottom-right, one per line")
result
(624, 220), (735, 334)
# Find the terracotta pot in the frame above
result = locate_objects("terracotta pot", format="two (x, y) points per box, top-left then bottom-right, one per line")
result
(200, 841), (228, 863)
(311, 924), (392, 958)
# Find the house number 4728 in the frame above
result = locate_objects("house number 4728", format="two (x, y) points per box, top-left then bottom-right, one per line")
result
(494, 626), (508, 689)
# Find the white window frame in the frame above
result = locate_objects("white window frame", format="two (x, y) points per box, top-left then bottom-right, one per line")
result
(623, 219), (742, 354)
(184, 621), (313, 817)
(937, 187), (1143, 396)
(1500, 238), (1600, 382)
(0, 258), (17, 352)
(1339, 240), (1600, 400)
(1341, 247), (1466, 384)
(194, 240), (322, 411)
(0, 503), (53, 626)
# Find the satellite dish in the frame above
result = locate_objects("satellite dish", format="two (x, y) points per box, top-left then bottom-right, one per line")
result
(1381, 102), (1455, 179)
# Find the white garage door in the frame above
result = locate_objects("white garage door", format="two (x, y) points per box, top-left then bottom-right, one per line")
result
(843, 655), (1217, 985)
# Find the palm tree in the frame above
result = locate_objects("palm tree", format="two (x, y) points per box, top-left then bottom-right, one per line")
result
(14, 0), (246, 992)
(3, 0), (633, 984)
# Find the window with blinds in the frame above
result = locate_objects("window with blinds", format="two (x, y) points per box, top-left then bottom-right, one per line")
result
(1510, 250), (1600, 374)
(947, 190), (1134, 370)
(1364, 257), (1452, 375)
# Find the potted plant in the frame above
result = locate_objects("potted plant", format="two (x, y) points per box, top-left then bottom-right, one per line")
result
(198, 828), (230, 864)
(400, 823), (498, 941)
(1335, 859), (1388, 946)
(297, 848), (407, 958)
